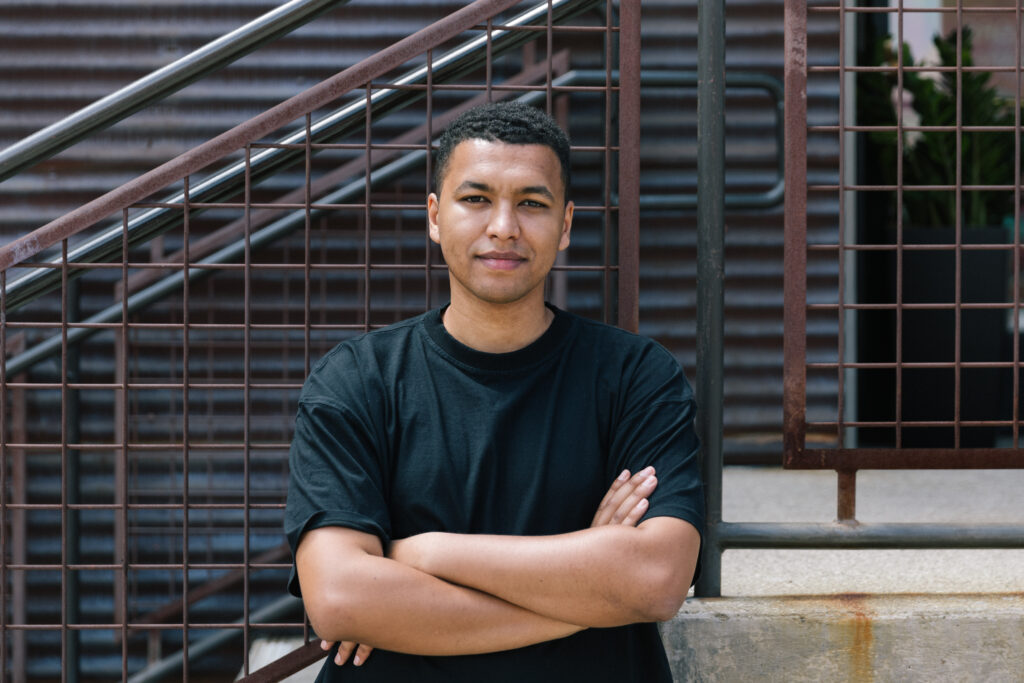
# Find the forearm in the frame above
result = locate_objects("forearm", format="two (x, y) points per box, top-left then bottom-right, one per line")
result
(298, 529), (582, 654)
(391, 518), (699, 628)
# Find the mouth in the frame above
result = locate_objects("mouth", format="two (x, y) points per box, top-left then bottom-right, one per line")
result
(476, 251), (526, 270)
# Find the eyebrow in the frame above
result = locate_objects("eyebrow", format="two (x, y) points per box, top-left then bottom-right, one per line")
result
(454, 180), (557, 202)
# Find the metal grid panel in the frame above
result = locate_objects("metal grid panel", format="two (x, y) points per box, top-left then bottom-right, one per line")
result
(784, 1), (1024, 475)
(0, 0), (638, 679)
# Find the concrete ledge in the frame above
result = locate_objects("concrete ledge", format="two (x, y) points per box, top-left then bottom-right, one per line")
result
(661, 594), (1024, 682)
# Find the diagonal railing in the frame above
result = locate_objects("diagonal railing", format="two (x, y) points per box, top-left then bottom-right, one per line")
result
(6, 65), (648, 379)
(0, 0), (351, 183)
(0, 0), (601, 313)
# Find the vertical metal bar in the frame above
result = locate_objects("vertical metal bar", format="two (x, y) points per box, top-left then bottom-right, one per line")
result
(841, 0), (859, 449)
(616, 0), (640, 333)
(545, 0), (554, 113)
(10, 333), (26, 683)
(837, 469), (856, 521)
(60, 239), (69, 683)
(364, 84), (373, 332)
(304, 114), (313, 380)
(242, 145), (254, 677)
(1, 270), (7, 683)
(66, 277), (81, 683)
(782, 0), (808, 467)
(301, 114), (314, 647)
(694, 0), (726, 598)
(602, 0), (614, 325)
(836, 0), (847, 448)
(9, 333), (25, 683)
(835, 0), (857, 526)
(120, 208), (131, 682)
(552, 61), (571, 310)
(486, 20), (494, 103)
(425, 49), (434, 311)
(181, 176), (191, 683)
(1014, 0), (1022, 446)
(894, 0), (904, 448)
(953, 5), (964, 448)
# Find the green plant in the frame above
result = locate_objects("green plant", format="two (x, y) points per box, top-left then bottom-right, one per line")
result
(859, 27), (1020, 229)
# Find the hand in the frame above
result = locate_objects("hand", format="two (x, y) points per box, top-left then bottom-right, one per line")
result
(322, 638), (374, 667)
(590, 466), (657, 527)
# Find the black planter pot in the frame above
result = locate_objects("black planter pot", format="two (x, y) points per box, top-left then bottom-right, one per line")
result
(857, 226), (1011, 448)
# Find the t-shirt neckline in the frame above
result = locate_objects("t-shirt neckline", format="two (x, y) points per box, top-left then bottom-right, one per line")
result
(422, 303), (573, 372)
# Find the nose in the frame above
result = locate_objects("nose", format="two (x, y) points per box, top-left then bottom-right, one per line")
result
(487, 201), (520, 241)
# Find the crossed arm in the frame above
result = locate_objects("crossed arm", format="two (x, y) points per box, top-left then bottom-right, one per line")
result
(295, 467), (701, 667)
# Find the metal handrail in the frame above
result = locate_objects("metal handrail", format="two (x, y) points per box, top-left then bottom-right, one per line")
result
(0, 0), (350, 183)
(2, 67), (578, 377)
(3, 68), (779, 378)
(0, 0), (601, 312)
(124, 595), (305, 683)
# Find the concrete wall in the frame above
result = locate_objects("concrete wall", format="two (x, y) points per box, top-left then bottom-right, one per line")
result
(662, 595), (1024, 682)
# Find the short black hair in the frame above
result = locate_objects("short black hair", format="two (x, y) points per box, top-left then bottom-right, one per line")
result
(434, 101), (571, 200)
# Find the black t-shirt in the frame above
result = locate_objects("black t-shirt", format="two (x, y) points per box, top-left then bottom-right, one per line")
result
(285, 305), (704, 682)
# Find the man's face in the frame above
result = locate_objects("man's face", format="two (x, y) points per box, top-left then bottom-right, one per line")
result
(428, 139), (573, 307)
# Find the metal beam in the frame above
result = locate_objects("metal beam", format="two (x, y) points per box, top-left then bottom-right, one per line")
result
(720, 522), (1024, 549)
(695, 0), (727, 598)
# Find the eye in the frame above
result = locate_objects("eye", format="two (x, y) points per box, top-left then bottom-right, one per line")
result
(461, 195), (488, 204)
(521, 199), (548, 209)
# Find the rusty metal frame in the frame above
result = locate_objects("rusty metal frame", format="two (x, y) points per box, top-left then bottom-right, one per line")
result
(784, 0), (1024, 472)
(759, 0), (1024, 575)
(688, 0), (1024, 600)
(1, 0), (639, 679)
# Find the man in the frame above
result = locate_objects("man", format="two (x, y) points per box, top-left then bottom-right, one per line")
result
(285, 101), (703, 681)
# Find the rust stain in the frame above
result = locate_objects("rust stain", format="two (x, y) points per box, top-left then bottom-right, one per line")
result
(837, 594), (874, 683)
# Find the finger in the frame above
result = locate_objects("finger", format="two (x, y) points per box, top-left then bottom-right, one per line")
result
(608, 473), (657, 524)
(619, 495), (650, 526)
(334, 640), (358, 666)
(597, 466), (655, 525)
(590, 469), (631, 525)
(353, 643), (374, 666)
(592, 467), (650, 526)
(321, 640), (334, 651)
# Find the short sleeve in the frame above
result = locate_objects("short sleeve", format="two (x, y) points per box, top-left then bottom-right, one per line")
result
(608, 343), (705, 576)
(284, 364), (392, 597)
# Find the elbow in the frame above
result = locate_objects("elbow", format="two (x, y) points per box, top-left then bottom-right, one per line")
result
(304, 586), (363, 643)
(637, 562), (693, 623)
(644, 591), (687, 623)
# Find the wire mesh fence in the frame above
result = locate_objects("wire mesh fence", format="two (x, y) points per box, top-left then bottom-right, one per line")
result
(0, 0), (639, 679)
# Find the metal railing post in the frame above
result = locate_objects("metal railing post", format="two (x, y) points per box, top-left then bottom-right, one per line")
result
(694, 0), (726, 598)
(65, 278), (82, 683)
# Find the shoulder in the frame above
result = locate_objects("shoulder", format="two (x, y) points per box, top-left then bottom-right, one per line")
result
(301, 310), (434, 404)
(566, 312), (683, 371)
(559, 311), (693, 404)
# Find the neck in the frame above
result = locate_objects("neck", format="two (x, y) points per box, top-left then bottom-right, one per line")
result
(442, 291), (553, 354)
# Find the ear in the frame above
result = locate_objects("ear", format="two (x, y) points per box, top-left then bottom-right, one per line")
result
(427, 193), (441, 245)
(558, 200), (574, 251)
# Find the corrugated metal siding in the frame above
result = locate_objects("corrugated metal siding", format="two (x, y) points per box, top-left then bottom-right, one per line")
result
(1, 0), (840, 677)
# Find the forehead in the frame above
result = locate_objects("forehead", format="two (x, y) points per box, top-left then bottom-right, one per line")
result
(441, 139), (564, 193)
